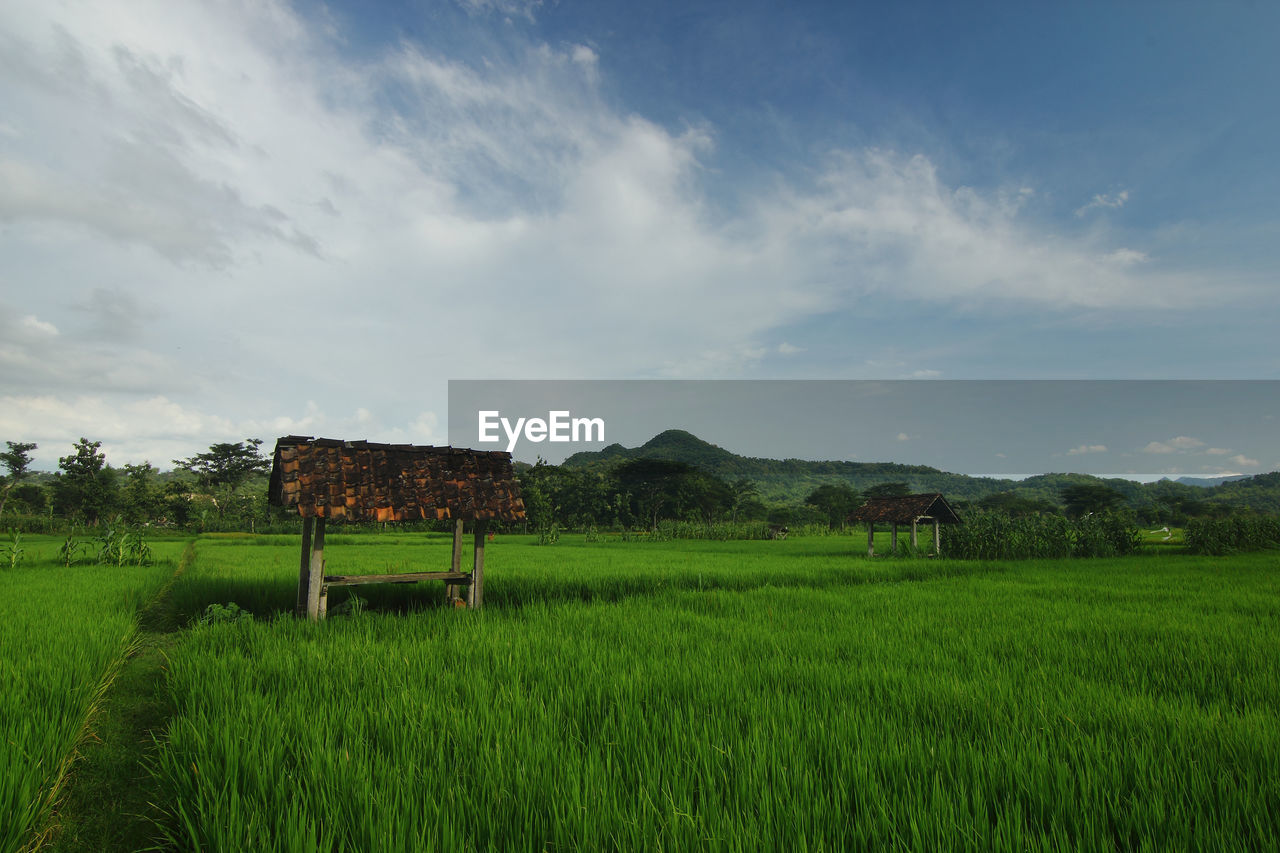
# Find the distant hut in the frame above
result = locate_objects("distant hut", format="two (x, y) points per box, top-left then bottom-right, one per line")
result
(849, 493), (961, 556)
(268, 436), (525, 619)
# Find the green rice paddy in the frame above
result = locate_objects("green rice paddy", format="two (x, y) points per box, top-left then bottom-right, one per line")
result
(0, 540), (187, 853)
(3, 533), (1278, 851)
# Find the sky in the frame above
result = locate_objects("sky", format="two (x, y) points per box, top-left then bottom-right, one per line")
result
(448, 380), (1280, 478)
(2, 0), (1277, 475)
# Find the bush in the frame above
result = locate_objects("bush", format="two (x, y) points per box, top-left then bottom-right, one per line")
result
(942, 511), (1143, 560)
(1184, 516), (1280, 555)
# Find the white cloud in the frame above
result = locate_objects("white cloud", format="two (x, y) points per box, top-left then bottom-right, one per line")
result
(1228, 454), (1259, 467)
(1075, 190), (1129, 217)
(1143, 436), (1206, 453)
(19, 314), (58, 336)
(457, 0), (542, 21)
(909, 369), (942, 378)
(0, 394), (446, 469)
(1205, 447), (1232, 455)
(1067, 444), (1107, 455)
(774, 155), (1194, 310)
(0, 0), (1246, 459)
(896, 432), (909, 441)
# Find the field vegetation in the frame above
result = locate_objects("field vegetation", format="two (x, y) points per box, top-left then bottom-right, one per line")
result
(0, 537), (187, 853)
(5, 532), (1274, 851)
(2, 431), (1279, 850)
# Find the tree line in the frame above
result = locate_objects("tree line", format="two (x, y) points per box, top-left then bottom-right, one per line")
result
(516, 461), (1191, 533)
(0, 437), (1252, 535)
(0, 438), (278, 532)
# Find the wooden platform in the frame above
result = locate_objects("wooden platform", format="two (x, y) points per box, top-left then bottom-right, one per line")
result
(323, 571), (472, 587)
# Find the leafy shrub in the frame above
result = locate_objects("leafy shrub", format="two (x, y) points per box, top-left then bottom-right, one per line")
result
(942, 511), (1142, 560)
(96, 519), (154, 567)
(1185, 516), (1280, 555)
(197, 602), (254, 626)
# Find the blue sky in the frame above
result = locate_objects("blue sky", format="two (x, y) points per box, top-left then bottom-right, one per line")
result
(1, 0), (1277, 473)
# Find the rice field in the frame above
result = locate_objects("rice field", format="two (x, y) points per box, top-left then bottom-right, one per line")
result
(0, 538), (186, 853)
(3, 533), (1279, 851)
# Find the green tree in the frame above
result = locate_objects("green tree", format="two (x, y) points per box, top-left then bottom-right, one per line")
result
(121, 462), (164, 524)
(161, 480), (196, 528)
(174, 439), (270, 518)
(729, 478), (764, 522)
(0, 441), (38, 520)
(866, 482), (911, 498)
(51, 438), (118, 525)
(1060, 483), (1127, 518)
(976, 491), (1060, 517)
(804, 483), (862, 528)
(613, 458), (699, 530)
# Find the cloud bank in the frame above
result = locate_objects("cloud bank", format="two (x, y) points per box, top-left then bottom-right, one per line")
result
(0, 0), (1241, 465)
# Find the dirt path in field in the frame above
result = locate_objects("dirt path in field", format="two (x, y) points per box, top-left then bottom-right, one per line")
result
(39, 543), (195, 853)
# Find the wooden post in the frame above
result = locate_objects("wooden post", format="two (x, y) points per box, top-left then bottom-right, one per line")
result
(934, 520), (941, 555)
(867, 522), (875, 557)
(468, 519), (488, 608)
(307, 516), (326, 622)
(318, 584), (328, 620)
(446, 517), (464, 603)
(891, 523), (898, 554)
(910, 518), (919, 549)
(297, 517), (314, 617)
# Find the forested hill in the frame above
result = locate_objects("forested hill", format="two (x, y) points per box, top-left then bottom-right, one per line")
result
(561, 429), (1280, 511)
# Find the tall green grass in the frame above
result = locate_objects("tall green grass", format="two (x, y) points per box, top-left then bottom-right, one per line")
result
(0, 538), (184, 853)
(151, 538), (1279, 851)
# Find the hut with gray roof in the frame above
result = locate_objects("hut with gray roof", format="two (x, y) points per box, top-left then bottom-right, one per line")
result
(848, 493), (961, 556)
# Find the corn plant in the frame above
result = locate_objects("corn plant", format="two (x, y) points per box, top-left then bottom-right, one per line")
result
(58, 533), (84, 567)
(941, 511), (1142, 560)
(96, 521), (153, 567)
(1, 532), (24, 570)
(1185, 516), (1280, 555)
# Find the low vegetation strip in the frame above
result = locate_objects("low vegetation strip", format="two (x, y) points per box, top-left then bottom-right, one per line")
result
(941, 511), (1143, 560)
(0, 538), (185, 853)
(1185, 516), (1280, 555)
(147, 537), (1279, 851)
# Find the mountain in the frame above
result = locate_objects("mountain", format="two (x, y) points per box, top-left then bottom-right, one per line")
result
(561, 430), (1280, 512)
(1173, 475), (1252, 488)
(565, 430), (1019, 503)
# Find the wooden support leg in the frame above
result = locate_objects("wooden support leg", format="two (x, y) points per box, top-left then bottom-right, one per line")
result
(891, 523), (898, 554)
(318, 584), (328, 621)
(307, 517), (327, 622)
(934, 520), (941, 555)
(911, 519), (918, 549)
(297, 517), (314, 617)
(867, 522), (875, 557)
(447, 517), (464, 603)
(468, 520), (488, 609)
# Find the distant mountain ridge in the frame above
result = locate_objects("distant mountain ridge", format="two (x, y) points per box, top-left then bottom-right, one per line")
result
(1173, 475), (1251, 488)
(561, 429), (1280, 511)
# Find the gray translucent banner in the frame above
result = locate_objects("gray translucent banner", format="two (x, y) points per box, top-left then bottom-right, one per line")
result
(448, 380), (1279, 480)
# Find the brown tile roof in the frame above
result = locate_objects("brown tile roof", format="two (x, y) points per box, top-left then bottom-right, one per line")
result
(848, 493), (961, 524)
(268, 437), (526, 523)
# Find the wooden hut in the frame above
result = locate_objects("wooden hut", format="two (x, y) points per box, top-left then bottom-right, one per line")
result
(268, 436), (525, 620)
(849, 493), (961, 556)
